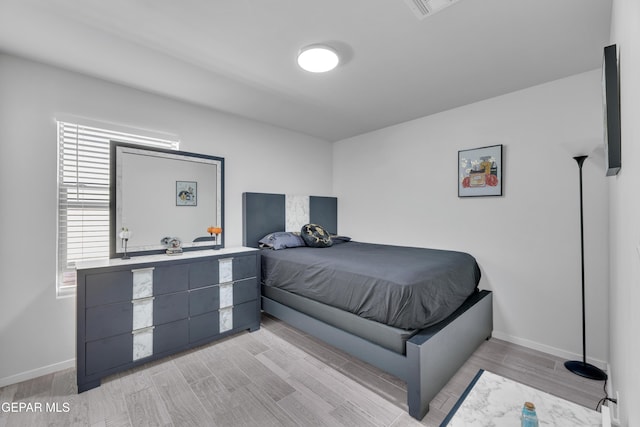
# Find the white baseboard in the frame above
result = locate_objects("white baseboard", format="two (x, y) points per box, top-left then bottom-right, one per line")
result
(602, 406), (611, 427)
(491, 331), (608, 371)
(605, 363), (621, 426)
(606, 362), (614, 395)
(0, 359), (75, 388)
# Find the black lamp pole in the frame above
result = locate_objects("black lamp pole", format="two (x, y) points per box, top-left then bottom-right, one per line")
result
(564, 155), (607, 380)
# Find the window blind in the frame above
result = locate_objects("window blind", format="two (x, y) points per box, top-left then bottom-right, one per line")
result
(57, 121), (179, 296)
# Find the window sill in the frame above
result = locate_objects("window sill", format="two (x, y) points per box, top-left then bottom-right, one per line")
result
(56, 285), (76, 299)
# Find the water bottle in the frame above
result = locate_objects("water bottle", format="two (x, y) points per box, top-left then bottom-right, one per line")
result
(521, 401), (539, 427)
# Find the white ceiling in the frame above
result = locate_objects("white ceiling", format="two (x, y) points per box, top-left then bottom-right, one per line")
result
(0, 0), (612, 141)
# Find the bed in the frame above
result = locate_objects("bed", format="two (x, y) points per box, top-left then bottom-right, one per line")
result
(242, 192), (492, 420)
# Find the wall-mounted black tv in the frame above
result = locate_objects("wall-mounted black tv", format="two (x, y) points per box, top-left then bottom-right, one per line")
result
(603, 44), (621, 176)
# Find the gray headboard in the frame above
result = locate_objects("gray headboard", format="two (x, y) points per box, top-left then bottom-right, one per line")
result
(242, 192), (337, 248)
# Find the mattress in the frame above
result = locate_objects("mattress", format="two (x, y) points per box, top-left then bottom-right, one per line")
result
(260, 241), (481, 330)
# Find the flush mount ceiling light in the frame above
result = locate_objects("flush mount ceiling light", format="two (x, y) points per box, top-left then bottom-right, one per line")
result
(297, 45), (339, 73)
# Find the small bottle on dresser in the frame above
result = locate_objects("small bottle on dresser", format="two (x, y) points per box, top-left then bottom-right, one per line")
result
(521, 401), (539, 427)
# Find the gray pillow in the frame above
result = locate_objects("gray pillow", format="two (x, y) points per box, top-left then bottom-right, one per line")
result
(259, 232), (306, 250)
(330, 235), (351, 245)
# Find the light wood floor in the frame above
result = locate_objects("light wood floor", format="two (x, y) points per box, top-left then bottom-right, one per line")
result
(0, 314), (605, 427)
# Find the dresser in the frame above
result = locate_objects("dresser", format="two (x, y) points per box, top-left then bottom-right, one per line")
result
(75, 247), (260, 392)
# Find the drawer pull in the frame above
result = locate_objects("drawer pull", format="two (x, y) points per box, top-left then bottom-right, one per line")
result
(131, 296), (155, 304)
(131, 267), (155, 273)
(132, 326), (155, 335)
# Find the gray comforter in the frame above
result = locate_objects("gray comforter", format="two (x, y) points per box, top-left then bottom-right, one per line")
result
(261, 241), (480, 329)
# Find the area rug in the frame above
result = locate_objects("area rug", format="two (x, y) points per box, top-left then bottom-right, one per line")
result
(440, 369), (601, 426)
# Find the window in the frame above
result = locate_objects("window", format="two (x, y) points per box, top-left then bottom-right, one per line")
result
(57, 121), (179, 296)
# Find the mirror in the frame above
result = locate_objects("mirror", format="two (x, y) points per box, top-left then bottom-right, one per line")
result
(110, 142), (224, 257)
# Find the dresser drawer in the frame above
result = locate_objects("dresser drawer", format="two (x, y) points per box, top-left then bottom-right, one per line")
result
(86, 293), (188, 341)
(188, 278), (257, 317)
(233, 300), (259, 330)
(189, 286), (219, 317)
(233, 278), (258, 305)
(188, 255), (257, 289)
(86, 302), (133, 341)
(189, 311), (219, 343)
(154, 292), (189, 325)
(189, 259), (219, 289)
(85, 333), (133, 375)
(84, 264), (190, 307)
(85, 271), (132, 307)
(154, 319), (189, 354)
(154, 264), (189, 295)
(85, 318), (191, 376)
(233, 255), (257, 280)
(188, 300), (258, 344)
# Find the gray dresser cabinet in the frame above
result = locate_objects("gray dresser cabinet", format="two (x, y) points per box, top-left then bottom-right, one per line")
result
(76, 248), (260, 392)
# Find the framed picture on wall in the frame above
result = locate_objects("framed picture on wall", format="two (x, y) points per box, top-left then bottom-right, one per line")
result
(458, 144), (503, 197)
(176, 181), (197, 206)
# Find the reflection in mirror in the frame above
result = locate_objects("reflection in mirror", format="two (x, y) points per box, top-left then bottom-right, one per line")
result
(110, 142), (224, 257)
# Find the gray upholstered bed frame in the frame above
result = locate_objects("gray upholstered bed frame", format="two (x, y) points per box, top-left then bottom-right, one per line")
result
(242, 192), (493, 420)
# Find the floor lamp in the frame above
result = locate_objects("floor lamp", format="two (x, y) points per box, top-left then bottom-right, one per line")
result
(564, 155), (607, 381)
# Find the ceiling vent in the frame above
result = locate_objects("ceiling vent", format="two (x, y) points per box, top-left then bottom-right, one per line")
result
(404, 0), (461, 20)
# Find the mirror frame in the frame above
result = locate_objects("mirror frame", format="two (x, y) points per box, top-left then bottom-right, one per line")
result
(109, 141), (225, 258)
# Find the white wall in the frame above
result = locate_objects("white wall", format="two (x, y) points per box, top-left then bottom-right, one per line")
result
(609, 0), (640, 425)
(0, 53), (333, 385)
(334, 70), (609, 365)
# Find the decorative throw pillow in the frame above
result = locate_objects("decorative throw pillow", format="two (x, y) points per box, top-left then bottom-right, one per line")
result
(300, 224), (333, 248)
(259, 232), (306, 250)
